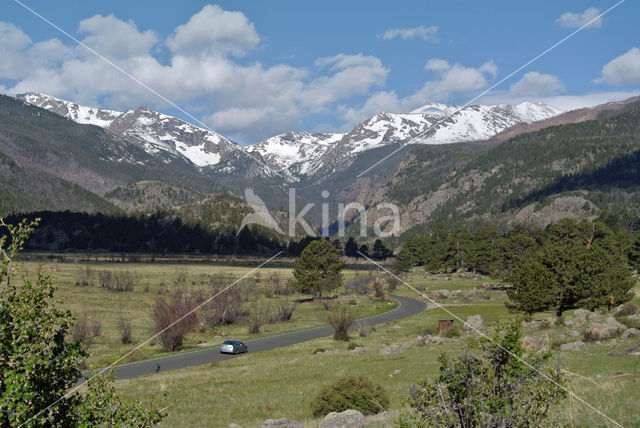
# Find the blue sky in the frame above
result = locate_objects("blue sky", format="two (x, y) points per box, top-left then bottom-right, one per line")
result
(1, 1), (639, 143)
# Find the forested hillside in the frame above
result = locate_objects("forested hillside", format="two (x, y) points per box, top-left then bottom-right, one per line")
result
(377, 106), (640, 232)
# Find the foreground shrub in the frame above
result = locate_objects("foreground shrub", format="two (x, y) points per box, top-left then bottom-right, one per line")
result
(0, 218), (164, 426)
(407, 322), (566, 427)
(311, 376), (389, 417)
(328, 306), (355, 341)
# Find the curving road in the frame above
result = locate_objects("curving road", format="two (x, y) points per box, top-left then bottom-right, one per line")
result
(105, 279), (427, 380)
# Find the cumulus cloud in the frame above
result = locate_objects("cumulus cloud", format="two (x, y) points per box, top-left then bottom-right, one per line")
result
(340, 59), (498, 127)
(419, 59), (497, 100)
(166, 5), (259, 57)
(78, 14), (158, 59)
(556, 7), (602, 29)
(0, 5), (395, 142)
(379, 25), (438, 41)
(509, 71), (565, 96)
(596, 47), (640, 85)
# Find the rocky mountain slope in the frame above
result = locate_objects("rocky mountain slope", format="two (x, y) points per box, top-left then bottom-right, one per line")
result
(19, 93), (561, 184)
(364, 101), (640, 233)
(17, 93), (273, 179)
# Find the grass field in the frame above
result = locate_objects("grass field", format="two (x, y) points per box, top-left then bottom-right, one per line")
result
(108, 269), (639, 428)
(17, 258), (393, 368)
(17, 258), (640, 427)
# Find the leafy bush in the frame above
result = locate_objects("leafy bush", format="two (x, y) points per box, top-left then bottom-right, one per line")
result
(407, 322), (566, 427)
(312, 348), (326, 354)
(328, 306), (356, 341)
(0, 218), (164, 425)
(311, 376), (390, 417)
(443, 326), (461, 338)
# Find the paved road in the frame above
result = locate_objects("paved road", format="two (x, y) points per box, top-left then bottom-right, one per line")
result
(103, 279), (427, 380)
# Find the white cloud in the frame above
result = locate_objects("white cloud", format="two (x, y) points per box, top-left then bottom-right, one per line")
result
(166, 5), (259, 57)
(78, 14), (158, 59)
(424, 58), (449, 73)
(0, 22), (33, 79)
(379, 25), (438, 41)
(556, 7), (602, 29)
(340, 59), (498, 127)
(509, 71), (565, 96)
(1, 7), (394, 143)
(596, 47), (640, 85)
(418, 59), (497, 101)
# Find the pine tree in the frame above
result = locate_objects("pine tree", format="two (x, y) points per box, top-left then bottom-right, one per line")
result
(344, 237), (358, 258)
(507, 218), (634, 316)
(358, 244), (370, 258)
(372, 239), (391, 260)
(291, 239), (343, 297)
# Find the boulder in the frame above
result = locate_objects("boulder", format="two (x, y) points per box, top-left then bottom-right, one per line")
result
(227, 424), (242, 428)
(572, 309), (592, 321)
(521, 336), (546, 351)
(432, 289), (452, 299)
(380, 343), (409, 355)
(559, 341), (585, 351)
(463, 314), (484, 331)
(621, 328), (640, 339)
(262, 419), (301, 427)
(319, 410), (366, 428)
(584, 317), (627, 341)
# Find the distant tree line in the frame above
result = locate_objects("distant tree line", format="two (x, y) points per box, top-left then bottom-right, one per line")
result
(3, 211), (394, 259)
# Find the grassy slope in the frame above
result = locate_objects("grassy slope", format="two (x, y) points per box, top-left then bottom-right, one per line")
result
(108, 271), (640, 428)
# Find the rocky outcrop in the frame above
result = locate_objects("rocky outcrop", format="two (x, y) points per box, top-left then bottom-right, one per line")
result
(463, 314), (485, 331)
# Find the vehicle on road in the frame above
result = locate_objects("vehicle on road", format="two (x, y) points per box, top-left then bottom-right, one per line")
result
(220, 340), (248, 354)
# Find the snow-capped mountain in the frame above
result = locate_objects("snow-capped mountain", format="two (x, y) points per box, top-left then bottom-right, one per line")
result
(17, 93), (269, 175)
(247, 131), (343, 177)
(18, 92), (122, 127)
(343, 102), (562, 153)
(19, 92), (562, 184)
(106, 106), (238, 167)
(304, 101), (563, 179)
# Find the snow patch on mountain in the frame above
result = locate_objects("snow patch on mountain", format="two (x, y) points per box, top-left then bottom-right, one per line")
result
(17, 92), (122, 127)
(248, 131), (343, 176)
